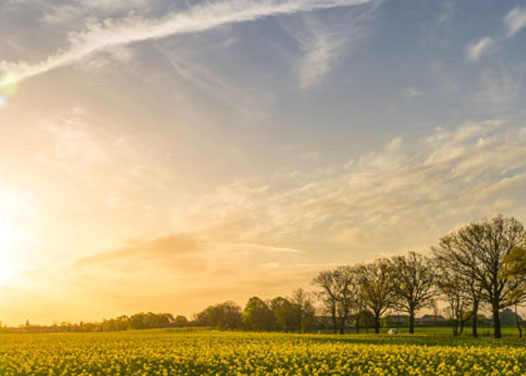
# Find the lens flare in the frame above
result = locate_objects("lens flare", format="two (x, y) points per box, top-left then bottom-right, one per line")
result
(1, 72), (19, 96)
(0, 96), (7, 109)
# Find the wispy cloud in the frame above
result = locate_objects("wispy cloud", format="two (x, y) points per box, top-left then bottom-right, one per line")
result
(154, 43), (270, 120)
(172, 120), (526, 255)
(58, 119), (526, 317)
(469, 64), (525, 113)
(466, 36), (492, 62)
(286, 1), (379, 90)
(403, 86), (421, 98)
(294, 18), (348, 90)
(0, 0), (372, 87)
(505, 7), (526, 38)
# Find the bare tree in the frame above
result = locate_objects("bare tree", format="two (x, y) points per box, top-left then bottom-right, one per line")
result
(290, 289), (316, 333)
(313, 270), (340, 333)
(435, 267), (470, 336)
(335, 266), (358, 334)
(355, 259), (396, 334)
(433, 226), (485, 338)
(435, 215), (525, 338)
(390, 252), (435, 334)
(313, 266), (357, 334)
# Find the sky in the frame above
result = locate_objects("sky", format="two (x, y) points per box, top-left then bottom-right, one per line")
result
(0, 0), (526, 326)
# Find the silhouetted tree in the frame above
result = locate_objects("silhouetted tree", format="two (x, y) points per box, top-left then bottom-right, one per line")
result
(435, 216), (525, 338)
(290, 289), (316, 333)
(390, 252), (435, 334)
(355, 259), (396, 334)
(173, 315), (189, 327)
(242, 297), (275, 331)
(313, 266), (357, 334)
(435, 268), (469, 336)
(433, 223), (486, 337)
(269, 297), (296, 332)
(196, 301), (242, 330)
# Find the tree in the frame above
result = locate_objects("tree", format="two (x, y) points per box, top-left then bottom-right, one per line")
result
(355, 259), (396, 334)
(195, 301), (243, 330)
(127, 312), (174, 330)
(390, 252), (435, 334)
(242, 297), (275, 331)
(435, 268), (470, 336)
(313, 270), (340, 333)
(173, 315), (189, 327)
(313, 266), (357, 334)
(502, 238), (526, 338)
(290, 289), (316, 333)
(269, 297), (296, 332)
(502, 239), (526, 282)
(432, 224), (485, 338)
(435, 215), (525, 338)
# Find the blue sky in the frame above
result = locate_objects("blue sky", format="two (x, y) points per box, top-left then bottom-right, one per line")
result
(0, 0), (526, 324)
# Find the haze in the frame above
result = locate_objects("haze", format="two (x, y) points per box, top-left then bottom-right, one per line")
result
(1, 0), (526, 326)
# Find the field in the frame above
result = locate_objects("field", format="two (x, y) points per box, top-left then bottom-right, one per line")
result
(1, 329), (526, 376)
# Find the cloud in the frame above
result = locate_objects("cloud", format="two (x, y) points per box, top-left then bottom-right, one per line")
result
(67, 119), (526, 317)
(294, 18), (348, 90)
(218, 242), (303, 254)
(7, 119), (526, 323)
(79, 0), (151, 13)
(172, 120), (526, 256)
(469, 64), (524, 113)
(505, 7), (526, 38)
(0, 0), (372, 87)
(403, 86), (421, 98)
(76, 234), (202, 269)
(287, 1), (379, 90)
(154, 43), (270, 120)
(466, 36), (492, 62)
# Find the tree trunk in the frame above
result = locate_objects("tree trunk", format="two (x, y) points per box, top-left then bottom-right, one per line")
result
(471, 300), (479, 338)
(339, 316), (345, 335)
(374, 312), (381, 334)
(492, 303), (501, 339)
(515, 304), (523, 339)
(332, 306), (338, 334)
(409, 309), (415, 334)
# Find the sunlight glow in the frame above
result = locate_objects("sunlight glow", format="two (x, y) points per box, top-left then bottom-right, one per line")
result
(0, 187), (30, 286)
(0, 72), (18, 109)
(0, 219), (18, 286)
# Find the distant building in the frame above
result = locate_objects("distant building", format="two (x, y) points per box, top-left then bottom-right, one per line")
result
(415, 315), (447, 324)
(386, 315), (409, 326)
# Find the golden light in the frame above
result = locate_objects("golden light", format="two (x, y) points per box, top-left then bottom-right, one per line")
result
(0, 187), (29, 287)
(0, 218), (18, 287)
(0, 72), (19, 96)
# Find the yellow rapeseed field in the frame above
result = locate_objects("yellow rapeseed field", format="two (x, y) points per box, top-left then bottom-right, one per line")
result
(1, 330), (525, 376)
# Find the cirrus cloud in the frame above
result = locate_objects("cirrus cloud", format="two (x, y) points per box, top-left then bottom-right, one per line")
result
(0, 0), (372, 87)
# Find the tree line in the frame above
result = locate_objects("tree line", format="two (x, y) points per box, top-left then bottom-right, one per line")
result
(194, 215), (526, 339)
(2, 215), (524, 339)
(312, 215), (526, 338)
(1, 312), (192, 333)
(194, 289), (316, 333)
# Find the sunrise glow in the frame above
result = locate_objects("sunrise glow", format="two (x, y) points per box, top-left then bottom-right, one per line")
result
(0, 0), (525, 329)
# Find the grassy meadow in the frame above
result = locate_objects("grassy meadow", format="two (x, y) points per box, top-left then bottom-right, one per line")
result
(1, 328), (526, 376)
